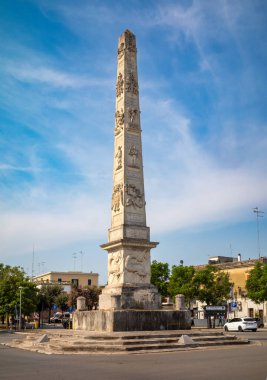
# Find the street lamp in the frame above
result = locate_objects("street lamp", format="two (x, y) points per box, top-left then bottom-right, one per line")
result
(19, 286), (22, 330)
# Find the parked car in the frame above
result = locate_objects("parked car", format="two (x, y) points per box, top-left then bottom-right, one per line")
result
(62, 312), (72, 329)
(253, 317), (264, 328)
(50, 312), (62, 323)
(224, 317), (257, 332)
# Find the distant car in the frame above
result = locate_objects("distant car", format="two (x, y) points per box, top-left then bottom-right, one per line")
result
(253, 317), (264, 328)
(224, 317), (257, 332)
(50, 312), (62, 323)
(62, 312), (72, 329)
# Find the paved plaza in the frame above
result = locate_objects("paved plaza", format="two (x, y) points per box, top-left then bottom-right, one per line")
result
(1, 330), (267, 380)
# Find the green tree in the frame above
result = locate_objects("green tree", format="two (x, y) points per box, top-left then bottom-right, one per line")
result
(56, 293), (69, 313)
(246, 262), (267, 303)
(69, 286), (102, 310)
(194, 265), (232, 306)
(0, 264), (38, 325)
(168, 265), (198, 306)
(194, 265), (232, 328)
(43, 284), (64, 323)
(151, 260), (170, 297)
(36, 287), (49, 328)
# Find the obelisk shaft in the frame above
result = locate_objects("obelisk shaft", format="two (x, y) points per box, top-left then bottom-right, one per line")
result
(110, 30), (148, 239)
(99, 30), (160, 310)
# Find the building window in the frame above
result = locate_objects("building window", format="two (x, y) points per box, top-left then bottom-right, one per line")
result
(88, 279), (92, 286)
(58, 278), (62, 283)
(72, 279), (79, 287)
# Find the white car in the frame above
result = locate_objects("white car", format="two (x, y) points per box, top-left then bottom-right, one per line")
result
(224, 317), (257, 332)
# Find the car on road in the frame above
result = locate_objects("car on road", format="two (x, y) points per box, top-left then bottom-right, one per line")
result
(224, 317), (257, 332)
(253, 317), (264, 328)
(50, 312), (62, 323)
(62, 312), (73, 329)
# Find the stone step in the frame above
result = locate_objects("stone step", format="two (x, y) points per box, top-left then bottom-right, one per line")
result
(47, 338), (249, 353)
(82, 331), (224, 340)
(44, 333), (249, 354)
(5, 330), (250, 355)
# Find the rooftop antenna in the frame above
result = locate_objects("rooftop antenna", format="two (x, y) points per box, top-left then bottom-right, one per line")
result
(229, 243), (233, 257)
(72, 252), (77, 271)
(80, 251), (85, 272)
(253, 207), (264, 258)
(31, 244), (35, 281)
(41, 262), (46, 273)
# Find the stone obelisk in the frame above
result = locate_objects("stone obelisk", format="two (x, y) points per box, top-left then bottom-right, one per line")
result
(99, 29), (161, 310)
(73, 30), (191, 332)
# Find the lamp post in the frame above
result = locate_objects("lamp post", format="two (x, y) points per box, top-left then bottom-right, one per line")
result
(19, 286), (22, 330)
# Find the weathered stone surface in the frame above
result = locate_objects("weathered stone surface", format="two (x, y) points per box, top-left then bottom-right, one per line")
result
(99, 284), (161, 310)
(73, 30), (189, 333)
(175, 294), (187, 310)
(97, 29), (160, 312)
(36, 334), (49, 343)
(177, 335), (198, 346)
(77, 296), (87, 311)
(73, 309), (191, 332)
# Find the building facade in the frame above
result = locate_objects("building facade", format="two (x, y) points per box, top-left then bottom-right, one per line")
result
(194, 256), (267, 323)
(33, 271), (99, 293)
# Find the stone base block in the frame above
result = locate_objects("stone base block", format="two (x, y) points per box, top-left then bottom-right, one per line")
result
(73, 309), (191, 332)
(99, 284), (161, 310)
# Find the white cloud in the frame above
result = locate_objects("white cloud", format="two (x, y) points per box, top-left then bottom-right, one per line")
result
(4, 63), (112, 89)
(0, 192), (110, 259)
(142, 98), (267, 232)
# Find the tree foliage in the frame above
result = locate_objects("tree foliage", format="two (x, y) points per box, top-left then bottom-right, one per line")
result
(56, 293), (69, 313)
(0, 264), (38, 322)
(246, 262), (267, 304)
(69, 286), (102, 310)
(194, 265), (232, 306)
(168, 265), (197, 306)
(151, 260), (170, 297)
(42, 284), (64, 322)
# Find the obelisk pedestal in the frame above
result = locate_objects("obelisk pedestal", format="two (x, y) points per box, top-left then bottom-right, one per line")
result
(73, 30), (191, 332)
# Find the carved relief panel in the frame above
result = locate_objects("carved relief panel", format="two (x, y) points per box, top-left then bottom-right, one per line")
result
(126, 108), (140, 133)
(125, 183), (144, 209)
(111, 183), (123, 212)
(116, 73), (124, 97)
(115, 146), (122, 171)
(125, 72), (138, 95)
(108, 251), (123, 285)
(124, 250), (150, 284)
(128, 144), (139, 168)
(115, 109), (124, 135)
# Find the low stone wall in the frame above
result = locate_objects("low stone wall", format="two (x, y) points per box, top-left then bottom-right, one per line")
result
(73, 309), (191, 332)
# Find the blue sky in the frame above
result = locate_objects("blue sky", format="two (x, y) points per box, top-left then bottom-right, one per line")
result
(1, 0), (267, 284)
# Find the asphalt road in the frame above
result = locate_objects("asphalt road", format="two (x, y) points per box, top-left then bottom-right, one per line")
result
(1, 330), (267, 380)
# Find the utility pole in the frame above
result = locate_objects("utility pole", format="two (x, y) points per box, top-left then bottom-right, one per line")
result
(19, 286), (22, 330)
(253, 207), (264, 258)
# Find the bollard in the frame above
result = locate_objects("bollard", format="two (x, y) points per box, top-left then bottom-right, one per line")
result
(175, 294), (186, 310)
(77, 296), (86, 311)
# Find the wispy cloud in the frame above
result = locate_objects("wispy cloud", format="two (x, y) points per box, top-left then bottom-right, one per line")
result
(142, 97), (267, 232)
(5, 63), (112, 89)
